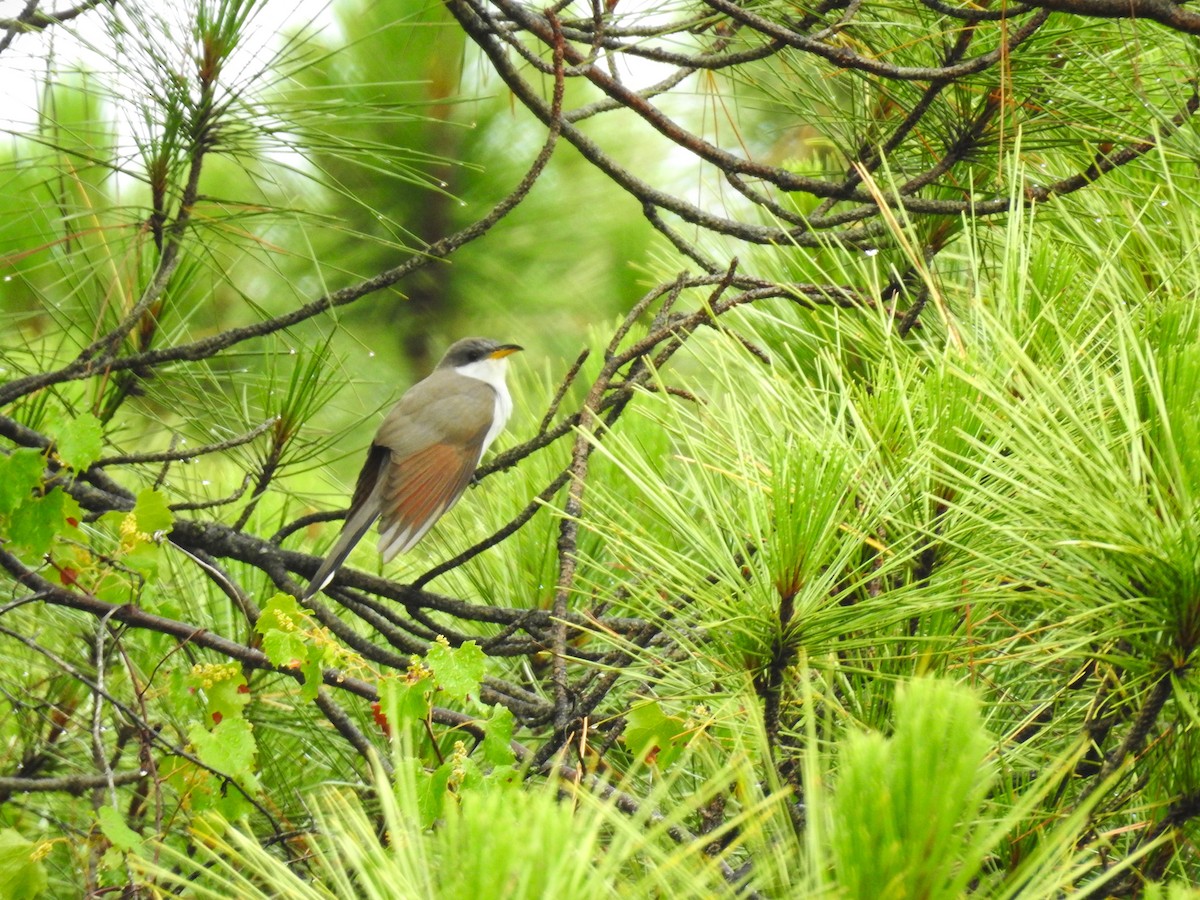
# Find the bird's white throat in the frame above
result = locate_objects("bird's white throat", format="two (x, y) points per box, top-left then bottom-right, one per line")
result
(454, 355), (514, 454)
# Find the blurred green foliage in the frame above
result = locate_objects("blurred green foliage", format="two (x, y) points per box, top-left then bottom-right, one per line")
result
(3, 0), (1200, 895)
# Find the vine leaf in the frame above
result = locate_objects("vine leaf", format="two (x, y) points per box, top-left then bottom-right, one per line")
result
(0, 450), (44, 515)
(10, 490), (78, 558)
(625, 701), (684, 769)
(0, 827), (48, 900)
(426, 638), (486, 702)
(97, 807), (144, 855)
(481, 705), (516, 768)
(132, 489), (173, 535)
(54, 413), (103, 471)
(255, 594), (325, 701)
(188, 718), (259, 793)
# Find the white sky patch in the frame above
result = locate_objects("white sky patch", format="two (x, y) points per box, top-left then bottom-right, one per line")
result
(0, 0), (340, 134)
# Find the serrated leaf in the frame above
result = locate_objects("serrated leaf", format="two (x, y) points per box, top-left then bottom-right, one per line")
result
(60, 492), (82, 529)
(419, 760), (452, 828)
(625, 701), (683, 768)
(97, 806), (143, 854)
(425, 639), (485, 702)
(380, 676), (431, 724)
(8, 489), (65, 556)
(212, 781), (255, 821)
(255, 593), (311, 630)
(0, 450), (44, 516)
(481, 704), (515, 767)
(298, 647), (323, 703)
(189, 717), (257, 785)
(261, 630), (309, 670)
(0, 828), (48, 900)
(133, 488), (173, 535)
(123, 540), (163, 577)
(55, 413), (103, 470)
(254, 595), (323, 700)
(92, 571), (134, 605)
(188, 664), (250, 723)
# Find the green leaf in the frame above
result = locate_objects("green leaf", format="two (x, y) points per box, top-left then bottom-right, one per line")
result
(379, 674), (432, 724)
(255, 593), (310, 629)
(123, 539), (163, 578)
(0, 828), (48, 900)
(297, 649), (323, 703)
(258, 627), (322, 701)
(255, 594), (323, 701)
(55, 412), (103, 470)
(425, 639), (485, 702)
(0, 449), (44, 516)
(260, 630), (310, 671)
(8, 488), (65, 556)
(133, 488), (173, 535)
(418, 750), (482, 828)
(411, 757), (445, 829)
(0, 830), (46, 900)
(189, 717), (258, 786)
(188, 664), (250, 724)
(97, 806), (144, 854)
(481, 705), (515, 768)
(624, 701), (683, 769)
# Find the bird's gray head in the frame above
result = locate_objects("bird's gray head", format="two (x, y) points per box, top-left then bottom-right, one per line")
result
(438, 337), (523, 369)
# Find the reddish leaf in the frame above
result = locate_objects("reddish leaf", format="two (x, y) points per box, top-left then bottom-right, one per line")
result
(371, 702), (392, 737)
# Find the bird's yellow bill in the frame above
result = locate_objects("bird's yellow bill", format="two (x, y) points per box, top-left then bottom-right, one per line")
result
(489, 345), (523, 359)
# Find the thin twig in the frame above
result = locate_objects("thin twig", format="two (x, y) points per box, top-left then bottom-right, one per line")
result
(537, 347), (590, 436)
(95, 418), (277, 467)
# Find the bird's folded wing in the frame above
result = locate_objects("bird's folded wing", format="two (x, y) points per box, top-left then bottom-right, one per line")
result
(377, 442), (479, 562)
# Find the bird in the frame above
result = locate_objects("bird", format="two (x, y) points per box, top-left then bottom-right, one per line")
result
(302, 337), (523, 599)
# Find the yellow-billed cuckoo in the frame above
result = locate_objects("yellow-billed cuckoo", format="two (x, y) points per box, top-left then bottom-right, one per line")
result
(303, 337), (522, 599)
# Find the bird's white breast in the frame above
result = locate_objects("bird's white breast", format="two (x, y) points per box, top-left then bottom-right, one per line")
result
(454, 355), (513, 455)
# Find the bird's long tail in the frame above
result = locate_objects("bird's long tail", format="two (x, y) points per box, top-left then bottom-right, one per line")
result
(302, 503), (379, 600)
(300, 441), (388, 600)
(302, 445), (389, 600)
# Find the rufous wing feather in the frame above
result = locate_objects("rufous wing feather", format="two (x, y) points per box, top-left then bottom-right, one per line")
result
(377, 442), (480, 561)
